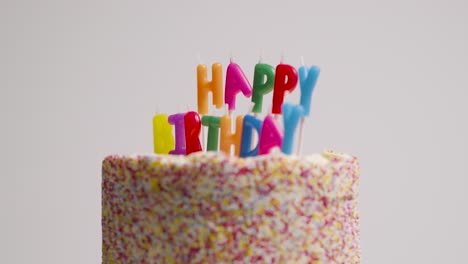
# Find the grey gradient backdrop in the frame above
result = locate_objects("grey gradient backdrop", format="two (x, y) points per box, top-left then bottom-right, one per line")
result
(2, 0), (468, 263)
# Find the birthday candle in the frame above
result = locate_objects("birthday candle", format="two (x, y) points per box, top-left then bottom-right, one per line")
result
(240, 114), (262, 157)
(184, 111), (202, 155)
(197, 63), (224, 115)
(220, 114), (244, 156)
(201, 116), (221, 151)
(251, 63), (275, 114)
(272, 64), (298, 114)
(282, 103), (304, 154)
(297, 65), (320, 155)
(225, 62), (252, 112)
(152, 114), (175, 154)
(168, 113), (186, 155)
(258, 114), (283, 155)
(299, 65), (320, 116)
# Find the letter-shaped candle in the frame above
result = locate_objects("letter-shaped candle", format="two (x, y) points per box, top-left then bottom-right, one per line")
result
(220, 115), (244, 156)
(240, 115), (262, 157)
(282, 103), (304, 154)
(168, 113), (186, 155)
(225, 62), (252, 111)
(201, 115), (221, 151)
(197, 63), (224, 115)
(251, 63), (275, 113)
(153, 114), (175, 154)
(258, 115), (283, 155)
(184, 111), (202, 155)
(272, 64), (298, 114)
(299, 65), (320, 116)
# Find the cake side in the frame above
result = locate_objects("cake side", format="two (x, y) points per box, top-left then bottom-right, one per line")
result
(102, 151), (360, 263)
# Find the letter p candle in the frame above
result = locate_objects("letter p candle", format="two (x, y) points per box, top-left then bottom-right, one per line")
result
(272, 64), (298, 114)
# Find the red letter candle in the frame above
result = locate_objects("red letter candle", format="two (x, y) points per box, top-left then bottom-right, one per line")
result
(272, 64), (298, 114)
(225, 62), (252, 112)
(184, 111), (202, 155)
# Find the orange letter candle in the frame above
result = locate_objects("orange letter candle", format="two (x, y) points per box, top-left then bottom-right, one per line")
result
(220, 115), (244, 156)
(197, 63), (224, 115)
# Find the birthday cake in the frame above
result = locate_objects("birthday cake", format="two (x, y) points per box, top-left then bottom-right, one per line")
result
(102, 151), (359, 263)
(102, 59), (361, 263)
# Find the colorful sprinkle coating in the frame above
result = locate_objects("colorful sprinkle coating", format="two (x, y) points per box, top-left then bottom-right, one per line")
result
(102, 151), (360, 263)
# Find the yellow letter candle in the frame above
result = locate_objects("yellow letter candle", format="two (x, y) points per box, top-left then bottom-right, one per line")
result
(152, 114), (175, 154)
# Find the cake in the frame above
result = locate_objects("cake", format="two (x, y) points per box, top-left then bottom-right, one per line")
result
(102, 150), (360, 263)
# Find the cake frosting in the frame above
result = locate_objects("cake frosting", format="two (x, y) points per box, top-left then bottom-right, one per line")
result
(102, 150), (360, 263)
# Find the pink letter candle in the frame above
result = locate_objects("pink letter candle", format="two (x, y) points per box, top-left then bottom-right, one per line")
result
(258, 114), (283, 155)
(225, 62), (252, 111)
(168, 113), (186, 155)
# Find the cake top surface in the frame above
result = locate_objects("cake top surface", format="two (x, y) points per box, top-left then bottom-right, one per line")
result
(102, 150), (359, 201)
(104, 150), (357, 165)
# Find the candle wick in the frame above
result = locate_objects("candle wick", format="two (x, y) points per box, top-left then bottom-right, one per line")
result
(248, 102), (255, 115)
(301, 56), (305, 67)
(274, 114), (281, 124)
(196, 53), (203, 64)
(280, 51), (284, 64)
(201, 124), (205, 152)
(224, 104), (229, 116)
(297, 118), (305, 155)
(267, 103), (272, 115)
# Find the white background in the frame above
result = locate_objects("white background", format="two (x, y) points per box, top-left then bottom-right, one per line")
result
(2, 0), (467, 263)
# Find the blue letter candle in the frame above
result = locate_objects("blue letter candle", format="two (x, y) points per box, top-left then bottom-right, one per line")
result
(240, 115), (262, 157)
(282, 103), (304, 154)
(298, 65), (320, 117)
